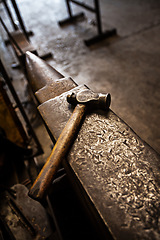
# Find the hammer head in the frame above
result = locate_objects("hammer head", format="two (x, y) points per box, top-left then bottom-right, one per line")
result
(67, 89), (111, 110)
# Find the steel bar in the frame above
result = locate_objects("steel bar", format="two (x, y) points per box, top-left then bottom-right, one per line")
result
(94, 0), (102, 34)
(10, 0), (29, 40)
(70, 0), (95, 13)
(84, 29), (117, 46)
(2, 0), (18, 30)
(66, 0), (72, 17)
(0, 59), (44, 157)
(58, 12), (84, 26)
(0, 17), (23, 55)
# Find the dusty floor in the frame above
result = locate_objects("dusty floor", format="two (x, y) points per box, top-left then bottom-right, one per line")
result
(0, 0), (160, 158)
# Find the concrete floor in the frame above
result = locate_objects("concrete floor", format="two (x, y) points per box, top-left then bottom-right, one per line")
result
(0, 0), (160, 156)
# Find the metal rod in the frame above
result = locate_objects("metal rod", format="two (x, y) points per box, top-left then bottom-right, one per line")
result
(2, 0), (18, 30)
(66, 0), (72, 17)
(10, 0), (29, 40)
(70, 0), (95, 13)
(66, 0), (103, 35)
(0, 17), (23, 55)
(94, 0), (102, 34)
(0, 59), (44, 157)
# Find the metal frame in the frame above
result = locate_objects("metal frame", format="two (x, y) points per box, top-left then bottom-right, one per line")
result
(1, 0), (33, 40)
(0, 17), (24, 55)
(0, 17), (52, 69)
(1, 0), (18, 31)
(58, 0), (117, 46)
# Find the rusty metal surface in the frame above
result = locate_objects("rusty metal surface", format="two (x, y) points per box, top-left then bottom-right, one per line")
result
(68, 110), (160, 240)
(25, 51), (64, 92)
(38, 85), (88, 139)
(11, 30), (35, 56)
(35, 77), (77, 103)
(38, 88), (160, 240)
(30, 88), (111, 200)
(0, 184), (52, 240)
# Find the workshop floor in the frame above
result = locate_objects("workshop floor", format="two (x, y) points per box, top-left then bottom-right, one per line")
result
(0, 0), (160, 160)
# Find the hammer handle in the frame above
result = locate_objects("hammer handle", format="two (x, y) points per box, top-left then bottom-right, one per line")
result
(28, 104), (87, 201)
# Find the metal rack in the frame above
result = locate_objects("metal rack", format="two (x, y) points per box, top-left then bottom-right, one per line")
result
(58, 0), (117, 46)
(1, 0), (33, 41)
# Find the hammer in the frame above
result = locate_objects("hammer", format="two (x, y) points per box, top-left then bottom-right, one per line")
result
(28, 88), (111, 201)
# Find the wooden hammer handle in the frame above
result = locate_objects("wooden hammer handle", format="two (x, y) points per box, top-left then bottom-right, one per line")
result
(28, 104), (86, 201)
